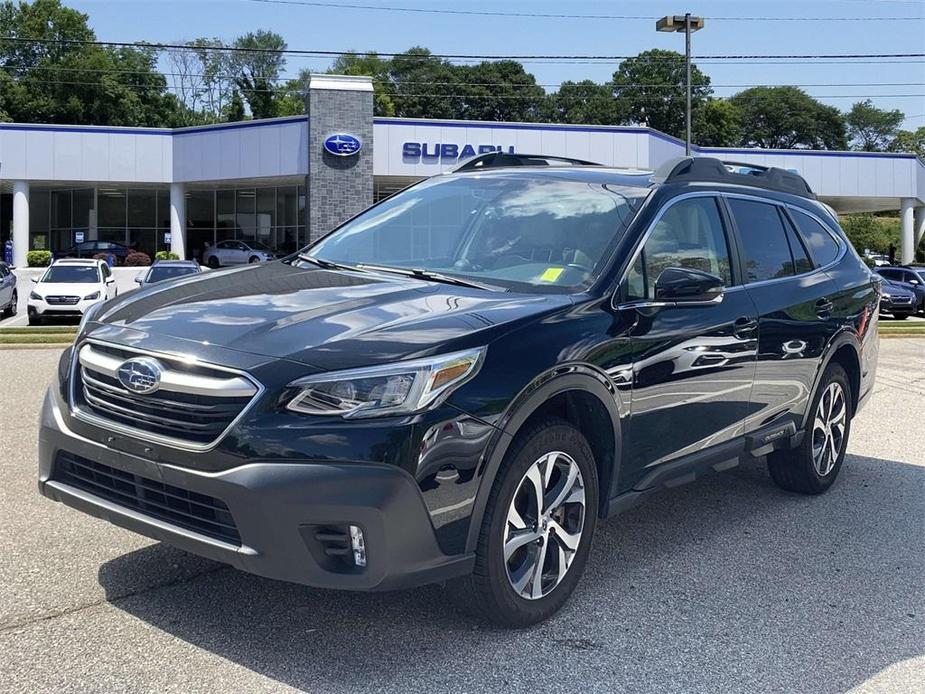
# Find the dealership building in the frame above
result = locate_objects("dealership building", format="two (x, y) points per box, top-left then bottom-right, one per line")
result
(1, 74), (924, 268)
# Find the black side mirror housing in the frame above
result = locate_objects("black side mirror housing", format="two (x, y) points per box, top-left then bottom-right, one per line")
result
(654, 267), (725, 304)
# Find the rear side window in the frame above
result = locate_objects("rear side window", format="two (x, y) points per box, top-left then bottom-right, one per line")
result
(790, 209), (841, 267)
(728, 198), (795, 282)
(781, 214), (814, 274)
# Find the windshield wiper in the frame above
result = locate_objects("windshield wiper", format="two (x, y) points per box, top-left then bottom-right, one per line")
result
(355, 263), (502, 291)
(297, 254), (364, 273)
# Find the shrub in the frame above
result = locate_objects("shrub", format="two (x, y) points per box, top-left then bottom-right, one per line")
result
(839, 214), (900, 257)
(155, 251), (180, 261)
(26, 250), (52, 267)
(124, 251), (152, 266)
(92, 252), (110, 262)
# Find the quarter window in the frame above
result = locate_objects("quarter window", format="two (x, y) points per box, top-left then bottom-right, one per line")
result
(625, 197), (732, 300)
(728, 198), (796, 282)
(791, 209), (841, 267)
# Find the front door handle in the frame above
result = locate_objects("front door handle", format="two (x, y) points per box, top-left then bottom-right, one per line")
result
(733, 316), (758, 338)
(816, 297), (834, 316)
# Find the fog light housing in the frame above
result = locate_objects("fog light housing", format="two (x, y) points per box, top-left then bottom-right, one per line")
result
(349, 525), (367, 567)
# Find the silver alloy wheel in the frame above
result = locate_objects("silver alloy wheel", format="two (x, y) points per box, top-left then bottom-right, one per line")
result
(503, 451), (586, 600)
(812, 382), (847, 477)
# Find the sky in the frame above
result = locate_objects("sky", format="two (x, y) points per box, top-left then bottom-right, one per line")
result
(67, 0), (925, 129)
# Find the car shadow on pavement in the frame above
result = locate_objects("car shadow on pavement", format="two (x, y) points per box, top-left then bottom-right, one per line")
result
(98, 454), (924, 693)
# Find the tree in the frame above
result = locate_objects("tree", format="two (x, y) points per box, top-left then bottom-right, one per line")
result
(455, 60), (545, 123)
(611, 49), (712, 139)
(230, 30), (286, 119)
(224, 90), (245, 122)
(839, 214), (900, 256)
(889, 127), (925, 159)
(730, 87), (847, 150)
(693, 99), (741, 147)
(846, 99), (904, 151)
(544, 80), (622, 125)
(329, 52), (395, 116)
(389, 47), (462, 119)
(0, 0), (185, 127)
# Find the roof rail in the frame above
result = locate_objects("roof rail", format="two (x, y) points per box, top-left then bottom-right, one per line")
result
(453, 152), (601, 172)
(651, 156), (816, 199)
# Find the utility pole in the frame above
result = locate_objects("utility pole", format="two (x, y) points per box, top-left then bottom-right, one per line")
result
(656, 13), (705, 155)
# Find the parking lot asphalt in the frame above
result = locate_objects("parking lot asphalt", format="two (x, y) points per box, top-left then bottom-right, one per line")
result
(0, 340), (922, 693)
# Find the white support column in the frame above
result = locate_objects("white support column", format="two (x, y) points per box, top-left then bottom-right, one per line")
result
(169, 183), (186, 260)
(900, 198), (915, 264)
(914, 206), (925, 251)
(12, 181), (29, 268)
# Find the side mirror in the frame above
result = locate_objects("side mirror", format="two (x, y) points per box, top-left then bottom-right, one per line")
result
(105, 277), (115, 285)
(134, 275), (143, 284)
(654, 267), (724, 304)
(31, 277), (38, 284)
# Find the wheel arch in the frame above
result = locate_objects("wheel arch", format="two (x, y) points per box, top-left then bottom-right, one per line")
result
(463, 365), (624, 554)
(808, 330), (862, 424)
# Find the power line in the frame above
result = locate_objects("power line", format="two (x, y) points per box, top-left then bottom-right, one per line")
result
(240, 0), (925, 21)
(2, 37), (923, 62)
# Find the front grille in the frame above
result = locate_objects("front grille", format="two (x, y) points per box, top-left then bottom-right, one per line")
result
(73, 342), (259, 448)
(46, 295), (80, 305)
(54, 452), (240, 544)
(891, 296), (913, 304)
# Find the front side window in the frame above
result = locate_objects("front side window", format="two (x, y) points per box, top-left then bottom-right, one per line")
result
(41, 266), (100, 284)
(790, 209), (841, 267)
(729, 198), (797, 283)
(307, 174), (649, 292)
(624, 197), (732, 301)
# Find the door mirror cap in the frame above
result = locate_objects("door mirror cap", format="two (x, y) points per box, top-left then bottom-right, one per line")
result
(654, 267), (725, 304)
(31, 277), (39, 284)
(134, 276), (143, 284)
(105, 277), (116, 284)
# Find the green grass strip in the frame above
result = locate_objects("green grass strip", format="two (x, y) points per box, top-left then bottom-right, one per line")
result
(0, 327), (78, 335)
(0, 334), (75, 344)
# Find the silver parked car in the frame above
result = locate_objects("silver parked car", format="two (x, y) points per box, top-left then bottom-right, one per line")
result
(204, 240), (279, 268)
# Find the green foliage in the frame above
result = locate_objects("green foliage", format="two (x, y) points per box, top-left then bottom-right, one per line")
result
(544, 80), (621, 125)
(388, 47), (463, 120)
(329, 53), (395, 116)
(124, 251), (151, 266)
(155, 251), (179, 260)
(846, 100), (904, 152)
(456, 61), (545, 123)
(611, 49), (712, 139)
(26, 250), (52, 267)
(839, 214), (900, 256)
(224, 90), (246, 122)
(731, 87), (847, 150)
(0, 0), (186, 127)
(889, 127), (925, 159)
(693, 99), (742, 147)
(231, 30), (286, 119)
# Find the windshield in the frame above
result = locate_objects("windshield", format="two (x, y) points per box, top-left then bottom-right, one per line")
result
(305, 174), (648, 292)
(41, 266), (100, 284)
(146, 266), (198, 283)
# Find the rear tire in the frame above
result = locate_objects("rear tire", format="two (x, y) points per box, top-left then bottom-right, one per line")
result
(248, 255), (260, 264)
(1, 291), (15, 318)
(206, 256), (219, 269)
(454, 417), (598, 627)
(768, 363), (852, 495)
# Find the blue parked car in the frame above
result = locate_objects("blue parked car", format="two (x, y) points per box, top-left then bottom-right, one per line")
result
(874, 266), (925, 313)
(134, 260), (203, 288)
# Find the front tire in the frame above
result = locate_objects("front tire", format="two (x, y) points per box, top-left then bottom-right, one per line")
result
(457, 417), (598, 627)
(248, 255), (260, 264)
(28, 313), (42, 326)
(768, 363), (852, 494)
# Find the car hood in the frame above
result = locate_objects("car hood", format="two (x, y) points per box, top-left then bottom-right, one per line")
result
(93, 262), (571, 369)
(35, 281), (101, 296)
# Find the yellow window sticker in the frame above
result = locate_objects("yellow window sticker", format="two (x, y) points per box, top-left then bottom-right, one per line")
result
(540, 267), (564, 282)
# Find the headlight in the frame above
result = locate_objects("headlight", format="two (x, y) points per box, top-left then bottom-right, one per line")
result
(286, 347), (485, 418)
(84, 291), (100, 300)
(29, 291), (42, 301)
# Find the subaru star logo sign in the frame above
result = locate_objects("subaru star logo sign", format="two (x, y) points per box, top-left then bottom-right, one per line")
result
(323, 133), (362, 157)
(117, 357), (164, 395)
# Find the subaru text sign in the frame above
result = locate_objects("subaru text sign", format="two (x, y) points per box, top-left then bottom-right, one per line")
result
(323, 133), (362, 157)
(403, 142), (515, 164)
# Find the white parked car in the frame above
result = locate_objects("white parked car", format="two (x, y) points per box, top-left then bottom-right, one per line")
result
(204, 240), (279, 268)
(27, 258), (117, 325)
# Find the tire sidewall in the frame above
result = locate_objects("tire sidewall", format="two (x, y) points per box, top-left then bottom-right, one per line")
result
(802, 363), (852, 491)
(481, 421), (599, 625)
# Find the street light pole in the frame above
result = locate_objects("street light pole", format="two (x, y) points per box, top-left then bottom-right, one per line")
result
(656, 13), (705, 156)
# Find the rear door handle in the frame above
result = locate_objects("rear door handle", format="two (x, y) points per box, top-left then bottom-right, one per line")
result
(816, 297), (834, 316)
(733, 316), (758, 338)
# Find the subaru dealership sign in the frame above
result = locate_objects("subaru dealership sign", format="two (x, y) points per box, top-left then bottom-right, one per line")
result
(402, 142), (515, 163)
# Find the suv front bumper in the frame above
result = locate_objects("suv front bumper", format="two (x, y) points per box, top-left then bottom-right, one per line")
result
(37, 387), (474, 591)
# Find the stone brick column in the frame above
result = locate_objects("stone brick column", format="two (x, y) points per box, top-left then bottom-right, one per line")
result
(306, 74), (374, 243)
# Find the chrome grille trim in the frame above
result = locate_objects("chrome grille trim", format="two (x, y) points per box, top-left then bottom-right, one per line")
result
(69, 339), (264, 452)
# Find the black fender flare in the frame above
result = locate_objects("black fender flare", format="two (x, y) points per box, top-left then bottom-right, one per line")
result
(463, 364), (624, 554)
(802, 327), (862, 428)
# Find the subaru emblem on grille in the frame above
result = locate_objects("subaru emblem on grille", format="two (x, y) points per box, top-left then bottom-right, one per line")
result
(117, 357), (164, 395)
